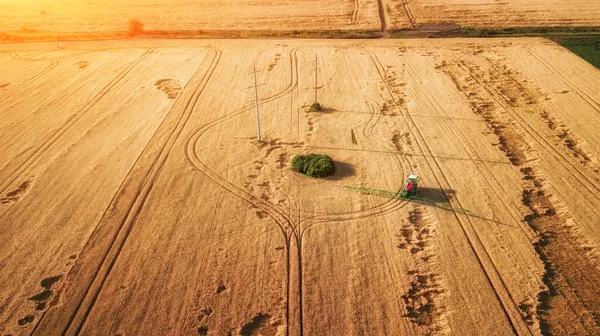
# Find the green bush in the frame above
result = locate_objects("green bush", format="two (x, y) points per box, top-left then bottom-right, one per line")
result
(291, 154), (335, 178)
(309, 102), (322, 112)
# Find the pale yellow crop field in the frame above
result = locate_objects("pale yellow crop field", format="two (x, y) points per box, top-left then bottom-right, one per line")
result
(0, 0), (382, 34)
(1, 38), (600, 335)
(382, 0), (600, 29)
(1, 0), (599, 40)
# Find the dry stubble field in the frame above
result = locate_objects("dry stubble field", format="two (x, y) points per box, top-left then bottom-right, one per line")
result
(1, 38), (600, 335)
(382, 0), (600, 29)
(1, 0), (600, 38)
(0, 0), (381, 33)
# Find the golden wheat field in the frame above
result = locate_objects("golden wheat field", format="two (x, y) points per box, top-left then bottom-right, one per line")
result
(1, 0), (600, 39)
(0, 37), (599, 335)
(382, 0), (600, 29)
(0, 0), (381, 34)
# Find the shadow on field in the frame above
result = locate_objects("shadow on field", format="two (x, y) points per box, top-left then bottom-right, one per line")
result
(319, 107), (336, 113)
(327, 161), (355, 180)
(416, 187), (516, 227)
(416, 187), (455, 203)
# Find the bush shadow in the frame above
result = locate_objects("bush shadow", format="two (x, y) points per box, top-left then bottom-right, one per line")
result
(326, 161), (355, 181)
(319, 107), (336, 113)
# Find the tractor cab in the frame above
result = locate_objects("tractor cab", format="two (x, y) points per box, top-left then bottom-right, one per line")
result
(400, 174), (419, 198)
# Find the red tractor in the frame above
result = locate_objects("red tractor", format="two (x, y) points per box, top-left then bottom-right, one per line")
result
(400, 174), (419, 198)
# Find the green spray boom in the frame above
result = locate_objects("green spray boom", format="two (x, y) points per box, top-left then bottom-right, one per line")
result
(338, 184), (471, 214)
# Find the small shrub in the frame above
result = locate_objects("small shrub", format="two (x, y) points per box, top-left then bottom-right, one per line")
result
(128, 19), (145, 36)
(291, 154), (335, 178)
(309, 102), (322, 112)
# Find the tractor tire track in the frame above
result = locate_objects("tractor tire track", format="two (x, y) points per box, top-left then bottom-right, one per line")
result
(31, 48), (220, 336)
(423, 57), (537, 236)
(322, 50), (527, 334)
(298, 52), (414, 330)
(417, 56), (552, 332)
(302, 50), (421, 228)
(300, 99), (410, 226)
(403, 57), (530, 336)
(184, 48), (415, 335)
(184, 48), (301, 220)
(0, 48), (153, 196)
(401, 0), (417, 28)
(375, 0), (389, 37)
(71, 48), (221, 335)
(185, 48), (408, 335)
(451, 54), (600, 334)
(351, 0), (360, 25)
(526, 46), (600, 113)
(0, 59), (58, 106)
(454, 60), (600, 200)
(184, 48), (301, 336)
(297, 50), (426, 334)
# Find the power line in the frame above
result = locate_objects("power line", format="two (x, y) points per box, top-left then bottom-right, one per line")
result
(38, 0), (59, 48)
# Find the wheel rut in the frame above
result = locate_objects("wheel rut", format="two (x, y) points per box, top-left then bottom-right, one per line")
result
(31, 48), (221, 335)
(0, 48), (153, 196)
(0, 58), (58, 105)
(184, 48), (416, 335)
(446, 54), (600, 334)
(376, 0), (389, 37)
(403, 55), (530, 335)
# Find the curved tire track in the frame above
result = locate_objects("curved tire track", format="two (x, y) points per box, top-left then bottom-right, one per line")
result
(184, 48), (412, 335)
(184, 48), (301, 336)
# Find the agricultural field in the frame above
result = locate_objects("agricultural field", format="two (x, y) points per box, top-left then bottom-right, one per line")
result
(0, 0), (382, 37)
(1, 38), (599, 335)
(2, 0), (600, 41)
(382, 0), (600, 30)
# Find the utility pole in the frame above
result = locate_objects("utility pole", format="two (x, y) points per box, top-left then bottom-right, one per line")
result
(314, 54), (318, 104)
(39, 0), (59, 48)
(309, 54), (321, 112)
(251, 63), (261, 142)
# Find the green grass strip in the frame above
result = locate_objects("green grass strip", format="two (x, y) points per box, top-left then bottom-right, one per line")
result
(555, 36), (600, 69)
